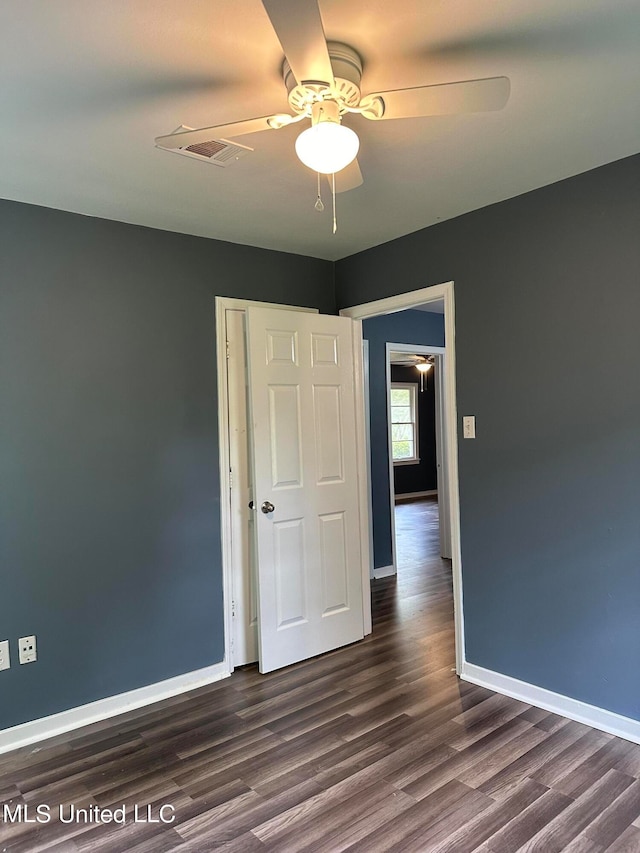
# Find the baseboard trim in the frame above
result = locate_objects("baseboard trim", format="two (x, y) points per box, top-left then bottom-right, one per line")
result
(395, 489), (437, 503)
(373, 564), (397, 579)
(461, 662), (640, 746)
(0, 661), (231, 756)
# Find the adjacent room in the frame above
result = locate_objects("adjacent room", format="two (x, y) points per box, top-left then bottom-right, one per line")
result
(1, 0), (640, 849)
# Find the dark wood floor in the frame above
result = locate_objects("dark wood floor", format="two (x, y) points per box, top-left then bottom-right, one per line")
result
(2, 498), (640, 852)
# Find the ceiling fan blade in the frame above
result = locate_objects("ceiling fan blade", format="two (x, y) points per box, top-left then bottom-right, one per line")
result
(325, 159), (363, 194)
(262, 0), (334, 86)
(364, 76), (510, 121)
(154, 114), (298, 150)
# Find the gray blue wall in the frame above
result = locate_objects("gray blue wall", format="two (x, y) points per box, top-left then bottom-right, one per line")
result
(362, 310), (445, 569)
(3, 151), (640, 733)
(0, 199), (333, 730)
(338, 153), (640, 721)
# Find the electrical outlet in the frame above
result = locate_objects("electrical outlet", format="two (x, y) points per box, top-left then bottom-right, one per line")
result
(0, 640), (10, 671)
(463, 416), (476, 439)
(18, 635), (37, 665)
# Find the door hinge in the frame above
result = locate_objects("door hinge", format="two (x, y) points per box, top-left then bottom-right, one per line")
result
(231, 599), (236, 618)
(229, 468), (233, 489)
(226, 340), (230, 360)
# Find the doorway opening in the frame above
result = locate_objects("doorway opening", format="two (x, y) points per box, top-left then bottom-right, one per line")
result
(387, 342), (451, 574)
(340, 281), (464, 673)
(387, 342), (453, 627)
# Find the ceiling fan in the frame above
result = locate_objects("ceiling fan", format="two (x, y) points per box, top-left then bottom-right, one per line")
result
(155, 0), (510, 194)
(390, 353), (435, 391)
(390, 353), (435, 367)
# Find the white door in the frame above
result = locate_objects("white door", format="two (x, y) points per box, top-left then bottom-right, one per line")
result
(245, 307), (365, 673)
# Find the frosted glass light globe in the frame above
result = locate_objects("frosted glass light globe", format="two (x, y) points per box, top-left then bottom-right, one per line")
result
(295, 122), (359, 174)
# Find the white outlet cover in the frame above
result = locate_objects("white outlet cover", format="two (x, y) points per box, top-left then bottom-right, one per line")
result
(0, 640), (10, 671)
(19, 635), (37, 665)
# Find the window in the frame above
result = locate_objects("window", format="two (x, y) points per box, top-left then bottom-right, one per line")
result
(390, 382), (419, 464)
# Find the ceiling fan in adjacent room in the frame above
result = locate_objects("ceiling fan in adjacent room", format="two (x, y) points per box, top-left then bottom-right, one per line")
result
(390, 353), (435, 391)
(155, 0), (510, 205)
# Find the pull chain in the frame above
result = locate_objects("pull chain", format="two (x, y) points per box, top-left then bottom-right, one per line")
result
(311, 172), (337, 234)
(314, 172), (324, 212)
(332, 173), (337, 234)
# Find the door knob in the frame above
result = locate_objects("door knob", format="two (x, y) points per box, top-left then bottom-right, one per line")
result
(261, 500), (275, 514)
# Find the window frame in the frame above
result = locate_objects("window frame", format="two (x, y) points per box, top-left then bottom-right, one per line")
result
(389, 381), (420, 465)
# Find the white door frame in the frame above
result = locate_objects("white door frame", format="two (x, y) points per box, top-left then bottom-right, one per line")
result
(215, 296), (318, 672)
(386, 342), (447, 574)
(340, 281), (465, 674)
(216, 296), (372, 674)
(362, 340), (375, 579)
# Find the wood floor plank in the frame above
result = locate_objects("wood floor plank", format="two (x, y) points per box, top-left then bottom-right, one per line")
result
(531, 729), (614, 788)
(176, 778), (323, 846)
(557, 836), (606, 853)
(447, 708), (536, 752)
(343, 779), (486, 853)
(293, 787), (416, 853)
(429, 778), (549, 853)
(174, 721), (275, 762)
(263, 780), (409, 853)
(456, 725), (550, 789)
(553, 738), (635, 799)
(481, 788), (574, 852)
(604, 824), (640, 852)
(122, 831), (191, 853)
(584, 777), (640, 847)
(613, 743), (640, 779)
(478, 722), (592, 800)
(250, 767), (386, 845)
(515, 768), (635, 852)
(403, 716), (549, 802)
(519, 706), (555, 725)
(387, 787), (494, 852)
(452, 692), (530, 727)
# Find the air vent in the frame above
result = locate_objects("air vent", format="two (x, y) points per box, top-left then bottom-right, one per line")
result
(185, 140), (227, 158)
(158, 126), (253, 167)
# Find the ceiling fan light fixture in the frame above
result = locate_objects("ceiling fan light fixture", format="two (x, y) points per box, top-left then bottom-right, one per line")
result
(295, 101), (359, 174)
(295, 122), (359, 174)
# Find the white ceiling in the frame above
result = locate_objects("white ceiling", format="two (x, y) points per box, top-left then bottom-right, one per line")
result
(1, 1), (639, 261)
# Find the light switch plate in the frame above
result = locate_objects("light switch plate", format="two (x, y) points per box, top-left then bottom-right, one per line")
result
(463, 416), (476, 439)
(0, 640), (10, 671)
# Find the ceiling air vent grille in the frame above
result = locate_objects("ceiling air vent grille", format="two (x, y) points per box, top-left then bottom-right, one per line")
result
(184, 140), (227, 158)
(158, 126), (253, 167)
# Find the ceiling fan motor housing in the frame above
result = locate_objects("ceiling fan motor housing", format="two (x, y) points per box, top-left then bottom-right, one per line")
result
(283, 42), (363, 115)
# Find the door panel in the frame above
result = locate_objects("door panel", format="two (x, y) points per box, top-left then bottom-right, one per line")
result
(319, 511), (349, 614)
(273, 518), (307, 627)
(268, 384), (303, 488)
(313, 385), (344, 483)
(246, 307), (364, 673)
